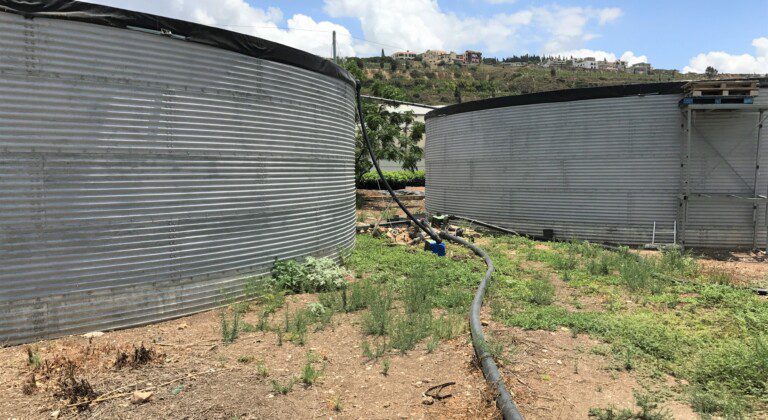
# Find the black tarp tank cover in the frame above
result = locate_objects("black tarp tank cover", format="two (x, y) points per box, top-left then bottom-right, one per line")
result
(0, 0), (355, 87)
(426, 77), (767, 119)
(426, 82), (688, 119)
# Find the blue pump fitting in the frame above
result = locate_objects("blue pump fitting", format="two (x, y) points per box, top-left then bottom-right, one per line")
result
(425, 240), (447, 257)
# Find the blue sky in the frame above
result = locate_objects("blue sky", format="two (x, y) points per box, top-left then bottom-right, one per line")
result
(93, 0), (768, 73)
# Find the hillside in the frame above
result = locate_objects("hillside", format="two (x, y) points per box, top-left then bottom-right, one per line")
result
(354, 60), (714, 105)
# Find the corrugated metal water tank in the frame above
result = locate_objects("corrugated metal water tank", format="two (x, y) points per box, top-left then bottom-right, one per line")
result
(425, 83), (767, 249)
(0, 5), (356, 344)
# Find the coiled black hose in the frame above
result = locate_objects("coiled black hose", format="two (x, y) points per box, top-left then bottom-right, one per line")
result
(355, 85), (523, 419)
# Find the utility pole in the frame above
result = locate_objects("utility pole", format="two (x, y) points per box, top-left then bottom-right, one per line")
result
(332, 30), (337, 63)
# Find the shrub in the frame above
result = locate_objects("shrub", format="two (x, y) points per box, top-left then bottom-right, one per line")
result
(271, 259), (307, 293)
(358, 170), (425, 190)
(527, 279), (555, 305)
(271, 257), (349, 294)
(303, 257), (349, 292)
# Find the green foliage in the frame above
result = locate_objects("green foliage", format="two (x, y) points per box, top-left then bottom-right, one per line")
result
(381, 359), (391, 376)
(220, 311), (240, 344)
(353, 61), (691, 106)
(283, 309), (309, 346)
(271, 257), (349, 294)
(301, 360), (321, 386)
(271, 259), (307, 294)
(527, 278), (556, 305)
(362, 291), (393, 336)
(271, 378), (295, 395)
(345, 233), (768, 415)
(344, 59), (425, 181)
(358, 170), (425, 190)
(390, 313), (432, 353)
(303, 257), (350, 292)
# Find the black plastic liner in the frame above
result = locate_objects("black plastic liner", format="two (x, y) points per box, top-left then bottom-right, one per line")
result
(0, 0), (355, 87)
(426, 82), (687, 119)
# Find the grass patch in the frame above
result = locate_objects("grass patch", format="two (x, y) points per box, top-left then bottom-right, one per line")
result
(346, 233), (768, 415)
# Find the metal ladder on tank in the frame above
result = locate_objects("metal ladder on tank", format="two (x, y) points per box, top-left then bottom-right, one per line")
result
(644, 221), (678, 250)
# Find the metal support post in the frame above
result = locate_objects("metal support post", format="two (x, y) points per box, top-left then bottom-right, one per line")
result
(752, 111), (763, 250)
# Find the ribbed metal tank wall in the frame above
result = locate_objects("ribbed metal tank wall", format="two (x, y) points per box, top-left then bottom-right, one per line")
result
(426, 88), (767, 248)
(0, 12), (356, 344)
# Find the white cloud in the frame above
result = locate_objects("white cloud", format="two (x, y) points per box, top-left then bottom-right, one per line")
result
(552, 49), (648, 65)
(325, 1), (621, 56)
(485, 0), (518, 4)
(532, 6), (622, 53)
(683, 37), (768, 74)
(324, 0), (537, 55)
(87, 0), (627, 61)
(86, 0), (356, 57)
(598, 8), (623, 25)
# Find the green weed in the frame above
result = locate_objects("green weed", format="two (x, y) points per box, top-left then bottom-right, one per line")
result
(301, 360), (321, 386)
(271, 378), (295, 395)
(527, 278), (556, 305)
(362, 292), (393, 336)
(220, 311), (241, 344)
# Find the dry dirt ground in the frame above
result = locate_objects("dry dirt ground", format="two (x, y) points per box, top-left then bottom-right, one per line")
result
(0, 294), (497, 420)
(0, 292), (698, 420)
(356, 188), (425, 225)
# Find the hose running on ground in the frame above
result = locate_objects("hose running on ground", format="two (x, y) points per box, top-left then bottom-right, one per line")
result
(440, 231), (524, 420)
(355, 84), (523, 419)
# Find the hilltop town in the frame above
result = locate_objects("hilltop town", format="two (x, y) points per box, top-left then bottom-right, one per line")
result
(388, 49), (653, 74)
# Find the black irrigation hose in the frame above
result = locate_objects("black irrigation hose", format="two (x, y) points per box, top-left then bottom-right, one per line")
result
(440, 231), (524, 420)
(355, 82), (442, 244)
(355, 86), (521, 418)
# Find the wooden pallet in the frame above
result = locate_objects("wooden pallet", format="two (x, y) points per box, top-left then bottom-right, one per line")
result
(685, 80), (759, 97)
(680, 96), (755, 106)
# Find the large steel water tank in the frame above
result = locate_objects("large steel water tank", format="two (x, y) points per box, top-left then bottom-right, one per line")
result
(0, 1), (356, 344)
(425, 82), (768, 249)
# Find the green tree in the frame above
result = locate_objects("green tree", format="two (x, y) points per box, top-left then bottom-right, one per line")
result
(380, 49), (385, 69)
(346, 60), (423, 182)
(705, 66), (718, 78)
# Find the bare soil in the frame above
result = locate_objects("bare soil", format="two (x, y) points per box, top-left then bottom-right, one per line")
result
(0, 294), (496, 419)
(357, 187), (426, 225)
(485, 322), (697, 420)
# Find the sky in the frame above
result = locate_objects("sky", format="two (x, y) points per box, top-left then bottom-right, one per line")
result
(88, 0), (768, 74)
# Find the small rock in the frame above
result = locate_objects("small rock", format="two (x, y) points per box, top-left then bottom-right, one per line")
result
(556, 360), (563, 365)
(82, 331), (104, 339)
(481, 321), (489, 326)
(50, 410), (60, 418)
(131, 391), (153, 404)
(422, 397), (434, 405)
(177, 323), (189, 330)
